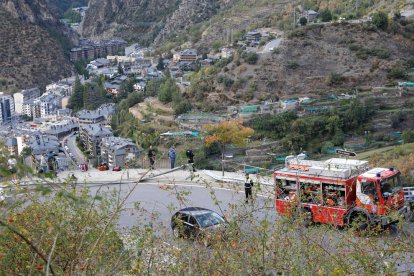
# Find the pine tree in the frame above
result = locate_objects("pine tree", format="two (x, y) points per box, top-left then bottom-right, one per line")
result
(69, 76), (84, 111)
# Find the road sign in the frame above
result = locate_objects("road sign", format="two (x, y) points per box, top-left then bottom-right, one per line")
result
(335, 149), (357, 157)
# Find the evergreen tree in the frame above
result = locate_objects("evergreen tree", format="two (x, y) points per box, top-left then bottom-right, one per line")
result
(372, 11), (388, 30)
(68, 76), (84, 111)
(156, 57), (165, 71)
(158, 78), (179, 103)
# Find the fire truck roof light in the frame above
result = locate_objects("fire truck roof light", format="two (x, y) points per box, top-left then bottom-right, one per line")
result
(389, 167), (394, 171)
(376, 173), (381, 177)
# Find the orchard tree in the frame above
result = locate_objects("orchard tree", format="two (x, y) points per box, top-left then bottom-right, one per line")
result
(204, 120), (254, 175)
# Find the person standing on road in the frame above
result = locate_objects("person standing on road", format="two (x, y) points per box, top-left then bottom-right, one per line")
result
(148, 145), (156, 170)
(40, 154), (48, 173)
(244, 173), (254, 203)
(168, 146), (177, 169)
(186, 149), (195, 172)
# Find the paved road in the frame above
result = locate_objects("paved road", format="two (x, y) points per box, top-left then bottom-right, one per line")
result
(66, 134), (86, 164)
(259, 38), (283, 54)
(88, 182), (276, 229)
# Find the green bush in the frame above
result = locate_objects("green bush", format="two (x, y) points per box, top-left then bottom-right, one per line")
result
(319, 9), (333, 22)
(299, 17), (308, 26)
(287, 61), (299, 69)
(349, 44), (390, 60)
(402, 130), (414, 144)
(287, 29), (305, 38)
(326, 72), (344, 86)
(244, 52), (259, 65)
(372, 11), (388, 30)
(173, 101), (192, 115)
(387, 67), (407, 80)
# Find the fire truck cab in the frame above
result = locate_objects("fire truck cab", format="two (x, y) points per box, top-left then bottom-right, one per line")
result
(274, 156), (409, 228)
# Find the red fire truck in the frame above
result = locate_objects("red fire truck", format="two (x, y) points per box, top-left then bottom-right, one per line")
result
(275, 156), (410, 230)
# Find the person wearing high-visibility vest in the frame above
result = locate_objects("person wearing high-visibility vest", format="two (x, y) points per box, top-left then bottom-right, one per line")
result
(245, 173), (254, 203)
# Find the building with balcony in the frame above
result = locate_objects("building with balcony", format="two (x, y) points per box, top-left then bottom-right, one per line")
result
(173, 49), (198, 62)
(79, 124), (113, 158)
(76, 103), (115, 125)
(100, 136), (141, 167)
(13, 88), (41, 114)
(22, 93), (63, 119)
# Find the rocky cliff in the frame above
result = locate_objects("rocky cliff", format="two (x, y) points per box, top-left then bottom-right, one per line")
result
(81, 0), (231, 45)
(0, 0), (74, 93)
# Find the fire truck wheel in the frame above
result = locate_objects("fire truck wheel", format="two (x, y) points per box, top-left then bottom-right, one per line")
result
(296, 208), (313, 228)
(387, 224), (398, 237)
(349, 212), (370, 234)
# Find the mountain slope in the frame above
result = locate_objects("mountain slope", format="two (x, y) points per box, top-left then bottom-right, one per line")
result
(81, 0), (232, 45)
(188, 22), (414, 109)
(0, 0), (74, 92)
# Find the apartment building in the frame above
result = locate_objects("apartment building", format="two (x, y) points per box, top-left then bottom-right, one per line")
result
(173, 49), (198, 62)
(13, 88), (41, 114)
(0, 95), (15, 124)
(100, 136), (141, 167)
(79, 124), (113, 158)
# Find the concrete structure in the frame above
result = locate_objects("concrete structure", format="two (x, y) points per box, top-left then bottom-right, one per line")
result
(0, 95), (15, 124)
(281, 99), (298, 110)
(76, 103), (115, 125)
(246, 31), (262, 43)
(13, 88), (41, 114)
(100, 136), (141, 167)
(22, 93), (63, 119)
(44, 120), (78, 139)
(80, 124), (113, 158)
(46, 82), (73, 97)
(5, 138), (18, 157)
(302, 10), (318, 22)
(173, 49), (198, 62)
(70, 39), (128, 62)
(29, 134), (60, 155)
(221, 48), (235, 59)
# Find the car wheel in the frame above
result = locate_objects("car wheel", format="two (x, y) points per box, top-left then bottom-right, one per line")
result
(172, 226), (181, 238)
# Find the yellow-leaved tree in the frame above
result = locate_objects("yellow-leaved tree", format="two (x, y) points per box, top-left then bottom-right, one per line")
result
(204, 120), (254, 175)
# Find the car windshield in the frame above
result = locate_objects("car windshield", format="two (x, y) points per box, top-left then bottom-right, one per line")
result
(195, 212), (225, 228)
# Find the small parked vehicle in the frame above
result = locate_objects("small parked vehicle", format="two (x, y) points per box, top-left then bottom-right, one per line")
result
(97, 164), (109, 171)
(171, 207), (227, 245)
(113, 166), (122, 171)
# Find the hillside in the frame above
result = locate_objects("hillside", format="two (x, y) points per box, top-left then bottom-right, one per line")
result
(81, 0), (234, 45)
(0, 0), (74, 93)
(46, 0), (88, 16)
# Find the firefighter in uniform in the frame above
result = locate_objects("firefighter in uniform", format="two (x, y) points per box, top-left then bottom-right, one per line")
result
(148, 145), (156, 170)
(186, 149), (195, 172)
(244, 173), (254, 203)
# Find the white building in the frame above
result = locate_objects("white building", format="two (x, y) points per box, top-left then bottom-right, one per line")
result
(221, 48), (235, 59)
(46, 82), (72, 97)
(13, 88), (41, 114)
(22, 93), (62, 119)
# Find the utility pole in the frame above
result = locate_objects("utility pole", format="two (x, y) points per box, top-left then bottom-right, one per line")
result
(293, 8), (296, 27)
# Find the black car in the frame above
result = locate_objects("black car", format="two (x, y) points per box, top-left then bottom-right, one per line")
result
(171, 207), (227, 242)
